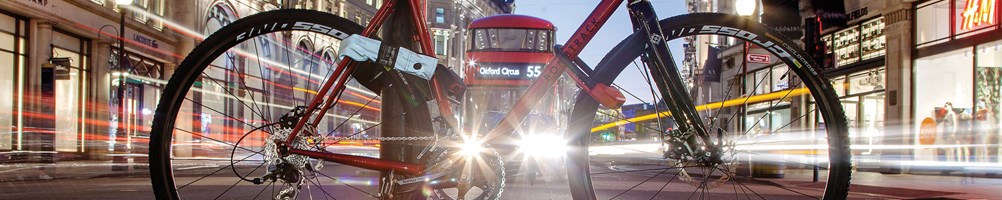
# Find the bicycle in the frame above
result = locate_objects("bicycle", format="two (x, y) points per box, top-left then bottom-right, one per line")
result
(149, 0), (851, 199)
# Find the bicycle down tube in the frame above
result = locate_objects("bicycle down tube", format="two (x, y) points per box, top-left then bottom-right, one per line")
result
(282, 0), (440, 176)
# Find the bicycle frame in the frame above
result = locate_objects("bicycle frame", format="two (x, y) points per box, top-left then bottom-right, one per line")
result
(279, 0), (711, 178)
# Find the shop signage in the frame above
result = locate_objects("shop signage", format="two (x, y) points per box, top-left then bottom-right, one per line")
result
(959, 0), (996, 31)
(134, 34), (159, 49)
(23, 0), (48, 6)
(747, 54), (771, 64)
(474, 63), (543, 81)
(846, 7), (869, 22)
(919, 117), (937, 145)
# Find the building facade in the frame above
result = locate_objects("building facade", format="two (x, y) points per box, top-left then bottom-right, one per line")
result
(426, 0), (514, 74)
(691, 0), (1002, 174)
(0, 0), (509, 163)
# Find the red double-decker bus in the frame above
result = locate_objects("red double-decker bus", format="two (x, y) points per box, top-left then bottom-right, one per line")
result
(464, 15), (570, 183)
(465, 14), (555, 86)
(464, 14), (558, 135)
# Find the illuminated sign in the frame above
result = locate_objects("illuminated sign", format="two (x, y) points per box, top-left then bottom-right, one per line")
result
(960, 0), (996, 31)
(746, 54), (771, 64)
(474, 63), (543, 81)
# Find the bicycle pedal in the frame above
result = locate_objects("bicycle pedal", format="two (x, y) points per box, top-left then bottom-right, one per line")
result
(592, 83), (626, 109)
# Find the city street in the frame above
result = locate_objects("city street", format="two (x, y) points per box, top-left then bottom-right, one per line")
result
(2, 144), (1000, 199)
(3, 0), (1002, 199)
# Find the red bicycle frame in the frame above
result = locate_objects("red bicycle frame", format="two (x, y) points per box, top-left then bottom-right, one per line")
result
(281, 0), (629, 177)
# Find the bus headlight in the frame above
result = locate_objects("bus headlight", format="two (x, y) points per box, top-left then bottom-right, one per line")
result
(519, 134), (568, 157)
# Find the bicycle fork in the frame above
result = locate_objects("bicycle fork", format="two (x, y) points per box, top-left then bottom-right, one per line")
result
(627, 0), (722, 162)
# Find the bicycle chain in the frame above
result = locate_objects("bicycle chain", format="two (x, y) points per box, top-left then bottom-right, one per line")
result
(322, 135), (458, 141)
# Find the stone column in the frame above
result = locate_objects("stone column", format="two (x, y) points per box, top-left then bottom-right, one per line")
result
(25, 19), (56, 162)
(880, 0), (913, 173)
(86, 40), (115, 160)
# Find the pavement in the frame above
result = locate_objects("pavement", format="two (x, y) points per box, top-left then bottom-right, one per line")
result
(0, 160), (150, 182)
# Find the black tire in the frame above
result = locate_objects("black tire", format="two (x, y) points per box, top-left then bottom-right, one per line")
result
(565, 13), (850, 200)
(149, 9), (432, 199)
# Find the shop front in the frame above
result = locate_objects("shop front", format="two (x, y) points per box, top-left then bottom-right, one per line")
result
(806, 0), (889, 168)
(912, 0), (1001, 166)
(0, 11), (27, 153)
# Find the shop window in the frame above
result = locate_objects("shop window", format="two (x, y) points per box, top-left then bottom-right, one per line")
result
(754, 68), (770, 94)
(975, 39), (1002, 162)
(848, 68), (885, 95)
(860, 18), (886, 60)
(916, 0), (952, 45)
(0, 13), (26, 151)
(914, 48), (974, 155)
(51, 31), (90, 152)
(831, 77), (846, 97)
(771, 66), (788, 91)
(833, 26), (860, 66)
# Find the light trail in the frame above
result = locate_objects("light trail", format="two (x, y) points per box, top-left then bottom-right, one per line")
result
(591, 87), (812, 132)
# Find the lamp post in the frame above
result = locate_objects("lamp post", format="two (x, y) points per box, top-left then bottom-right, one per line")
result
(735, 0), (755, 178)
(113, 0), (131, 171)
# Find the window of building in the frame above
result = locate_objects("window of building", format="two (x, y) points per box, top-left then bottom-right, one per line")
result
(111, 47), (164, 155)
(469, 29), (554, 52)
(974, 39), (1002, 163)
(132, 0), (165, 30)
(0, 13), (27, 151)
(860, 18), (886, 60)
(51, 30), (90, 152)
(914, 48), (974, 150)
(435, 8), (445, 23)
(819, 17), (886, 67)
(915, 0), (956, 45)
(435, 31), (448, 56)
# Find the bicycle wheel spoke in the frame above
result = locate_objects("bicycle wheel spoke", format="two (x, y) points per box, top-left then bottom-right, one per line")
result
(214, 159), (268, 200)
(305, 175), (338, 200)
(609, 161), (683, 199)
(200, 70), (270, 121)
(740, 71), (802, 136)
(316, 170), (379, 199)
(174, 128), (263, 155)
(715, 165), (814, 199)
(590, 165), (688, 175)
(649, 163), (682, 200)
(251, 180), (275, 200)
(177, 152), (259, 189)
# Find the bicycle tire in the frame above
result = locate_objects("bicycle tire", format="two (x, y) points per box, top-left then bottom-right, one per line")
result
(565, 13), (850, 200)
(148, 9), (432, 199)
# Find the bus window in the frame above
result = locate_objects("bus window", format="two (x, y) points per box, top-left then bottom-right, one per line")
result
(471, 28), (553, 52)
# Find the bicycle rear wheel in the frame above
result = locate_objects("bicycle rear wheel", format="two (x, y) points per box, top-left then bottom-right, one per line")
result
(566, 13), (850, 199)
(148, 9), (434, 199)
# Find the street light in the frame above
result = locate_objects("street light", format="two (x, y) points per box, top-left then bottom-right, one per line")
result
(735, 0), (756, 16)
(113, 0), (131, 171)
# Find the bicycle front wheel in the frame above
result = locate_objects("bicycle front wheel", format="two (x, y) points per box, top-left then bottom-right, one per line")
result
(566, 13), (851, 199)
(148, 9), (434, 199)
